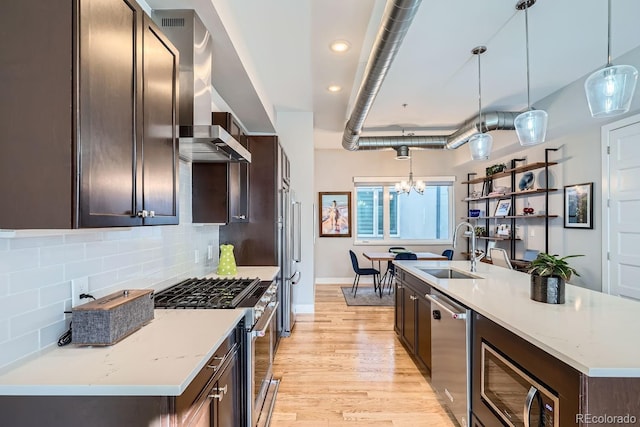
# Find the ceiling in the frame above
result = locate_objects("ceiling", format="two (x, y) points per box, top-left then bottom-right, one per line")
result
(145, 0), (640, 151)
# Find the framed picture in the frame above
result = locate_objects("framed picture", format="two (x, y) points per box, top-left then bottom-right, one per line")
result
(564, 182), (593, 229)
(494, 198), (512, 217)
(319, 192), (352, 237)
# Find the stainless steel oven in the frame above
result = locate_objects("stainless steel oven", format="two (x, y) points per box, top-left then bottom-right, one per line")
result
(480, 342), (559, 427)
(249, 299), (279, 427)
(155, 277), (280, 427)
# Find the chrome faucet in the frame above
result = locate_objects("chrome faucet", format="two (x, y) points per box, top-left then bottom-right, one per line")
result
(452, 221), (483, 272)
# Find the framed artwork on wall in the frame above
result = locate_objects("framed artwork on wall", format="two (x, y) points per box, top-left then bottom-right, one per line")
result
(564, 182), (593, 229)
(319, 192), (352, 237)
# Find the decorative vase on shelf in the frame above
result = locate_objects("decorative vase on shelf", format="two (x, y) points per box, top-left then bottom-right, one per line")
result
(217, 244), (238, 276)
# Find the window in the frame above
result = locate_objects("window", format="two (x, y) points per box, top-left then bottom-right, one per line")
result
(353, 176), (455, 244)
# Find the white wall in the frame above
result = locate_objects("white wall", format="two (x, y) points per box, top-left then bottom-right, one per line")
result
(314, 149), (459, 282)
(274, 112), (315, 313)
(0, 161), (221, 369)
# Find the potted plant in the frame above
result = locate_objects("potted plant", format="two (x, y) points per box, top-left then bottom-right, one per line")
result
(528, 253), (583, 304)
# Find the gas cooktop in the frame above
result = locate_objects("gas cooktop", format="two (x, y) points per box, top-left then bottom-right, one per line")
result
(154, 277), (261, 309)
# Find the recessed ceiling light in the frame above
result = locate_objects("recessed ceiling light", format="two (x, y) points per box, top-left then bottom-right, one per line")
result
(329, 40), (351, 53)
(327, 85), (342, 93)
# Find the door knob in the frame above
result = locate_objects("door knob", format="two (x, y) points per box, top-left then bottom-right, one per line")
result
(432, 310), (441, 320)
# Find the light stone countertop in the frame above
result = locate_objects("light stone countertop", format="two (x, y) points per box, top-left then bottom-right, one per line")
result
(395, 260), (640, 378)
(205, 266), (279, 282)
(0, 309), (246, 396)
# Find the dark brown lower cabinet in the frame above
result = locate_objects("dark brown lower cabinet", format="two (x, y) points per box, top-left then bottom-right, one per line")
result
(394, 269), (431, 372)
(470, 313), (640, 427)
(0, 328), (243, 427)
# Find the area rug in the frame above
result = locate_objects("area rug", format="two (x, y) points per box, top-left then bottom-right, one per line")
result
(341, 286), (394, 306)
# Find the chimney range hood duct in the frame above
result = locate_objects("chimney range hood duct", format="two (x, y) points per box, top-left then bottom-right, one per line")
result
(154, 10), (250, 163)
(342, 0), (516, 152)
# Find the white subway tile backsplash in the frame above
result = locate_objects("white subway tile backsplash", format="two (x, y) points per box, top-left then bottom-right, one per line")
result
(0, 275), (7, 297)
(0, 163), (221, 369)
(63, 231), (104, 244)
(9, 266), (64, 293)
(0, 332), (39, 369)
(0, 248), (39, 274)
(65, 258), (103, 281)
(85, 241), (120, 259)
(102, 250), (147, 271)
(0, 319), (8, 343)
(102, 228), (136, 241)
(0, 290), (39, 321)
(87, 270), (120, 295)
(10, 302), (65, 338)
(9, 235), (64, 249)
(117, 265), (143, 281)
(40, 243), (85, 266)
(39, 282), (71, 307)
(40, 319), (68, 348)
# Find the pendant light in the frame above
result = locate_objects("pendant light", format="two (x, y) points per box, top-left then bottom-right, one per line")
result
(584, 0), (638, 118)
(468, 46), (493, 161)
(514, 0), (548, 147)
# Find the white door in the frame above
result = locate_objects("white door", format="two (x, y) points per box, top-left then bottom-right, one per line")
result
(603, 114), (640, 299)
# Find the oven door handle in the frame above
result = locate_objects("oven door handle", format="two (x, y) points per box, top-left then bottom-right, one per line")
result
(252, 301), (279, 338)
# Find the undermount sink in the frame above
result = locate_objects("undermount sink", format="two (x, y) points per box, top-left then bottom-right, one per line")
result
(419, 268), (481, 280)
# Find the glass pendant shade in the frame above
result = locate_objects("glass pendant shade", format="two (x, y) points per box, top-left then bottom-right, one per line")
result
(585, 64), (638, 118)
(515, 109), (548, 146)
(469, 133), (493, 161)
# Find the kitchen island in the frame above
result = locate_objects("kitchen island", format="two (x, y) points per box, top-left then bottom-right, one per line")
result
(394, 260), (640, 426)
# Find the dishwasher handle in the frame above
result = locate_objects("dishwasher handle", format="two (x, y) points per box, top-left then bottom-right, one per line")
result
(425, 294), (467, 320)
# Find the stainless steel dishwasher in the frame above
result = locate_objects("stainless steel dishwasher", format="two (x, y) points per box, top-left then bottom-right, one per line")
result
(426, 289), (471, 427)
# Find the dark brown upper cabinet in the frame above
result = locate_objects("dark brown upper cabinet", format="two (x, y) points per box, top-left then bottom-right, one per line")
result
(192, 113), (249, 224)
(0, 0), (178, 229)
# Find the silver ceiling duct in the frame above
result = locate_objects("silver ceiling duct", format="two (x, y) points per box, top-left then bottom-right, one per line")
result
(355, 111), (518, 151)
(342, 0), (517, 151)
(342, 0), (423, 151)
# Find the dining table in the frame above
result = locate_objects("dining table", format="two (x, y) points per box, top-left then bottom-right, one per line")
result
(362, 251), (448, 263)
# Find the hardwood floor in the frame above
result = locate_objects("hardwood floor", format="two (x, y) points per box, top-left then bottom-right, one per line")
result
(270, 283), (456, 427)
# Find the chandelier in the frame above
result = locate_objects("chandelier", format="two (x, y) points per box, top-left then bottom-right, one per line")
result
(395, 154), (425, 195)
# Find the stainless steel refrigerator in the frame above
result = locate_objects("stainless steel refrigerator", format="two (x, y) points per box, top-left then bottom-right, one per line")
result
(278, 146), (301, 338)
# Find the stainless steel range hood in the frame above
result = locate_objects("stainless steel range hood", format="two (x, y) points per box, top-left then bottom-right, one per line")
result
(153, 9), (250, 163)
(179, 125), (250, 162)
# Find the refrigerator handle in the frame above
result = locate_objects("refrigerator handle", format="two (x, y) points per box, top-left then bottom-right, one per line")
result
(289, 271), (301, 285)
(293, 201), (302, 262)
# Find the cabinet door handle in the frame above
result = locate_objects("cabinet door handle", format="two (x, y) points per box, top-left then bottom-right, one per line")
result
(136, 210), (148, 218)
(409, 295), (417, 301)
(232, 214), (246, 219)
(208, 392), (224, 402)
(149, 210), (155, 218)
(208, 385), (228, 401)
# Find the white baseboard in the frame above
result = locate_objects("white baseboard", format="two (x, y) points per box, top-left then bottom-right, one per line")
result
(315, 277), (376, 285)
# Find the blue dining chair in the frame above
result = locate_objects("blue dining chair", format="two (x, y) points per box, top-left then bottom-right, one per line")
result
(386, 252), (418, 294)
(442, 249), (454, 260)
(382, 247), (406, 287)
(349, 250), (381, 297)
